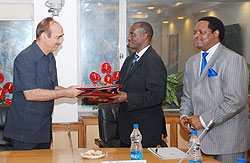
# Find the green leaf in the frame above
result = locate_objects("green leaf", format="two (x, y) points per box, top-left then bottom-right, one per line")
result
(168, 73), (178, 78)
(165, 65), (184, 107)
(92, 105), (99, 110)
(165, 90), (171, 104)
(172, 95), (179, 106)
(166, 82), (171, 91)
(167, 77), (179, 84)
(169, 89), (179, 106)
(247, 63), (250, 71)
(167, 83), (175, 92)
(175, 72), (184, 80)
(166, 65), (169, 71)
(170, 89), (176, 97)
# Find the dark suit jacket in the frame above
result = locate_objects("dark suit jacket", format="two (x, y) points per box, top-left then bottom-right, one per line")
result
(118, 46), (167, 147)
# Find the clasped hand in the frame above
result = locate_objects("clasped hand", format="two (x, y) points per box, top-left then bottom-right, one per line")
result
(180, 115), (203, 133)
(102, 82), (128, 103)
(110, 90), (127, 103)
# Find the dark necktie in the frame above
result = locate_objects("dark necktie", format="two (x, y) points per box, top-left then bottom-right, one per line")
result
(131, 54), (139, 69)
(200, 52), (209, 75)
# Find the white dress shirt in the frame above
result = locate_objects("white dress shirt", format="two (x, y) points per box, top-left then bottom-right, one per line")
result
(135, 45), (150, 61)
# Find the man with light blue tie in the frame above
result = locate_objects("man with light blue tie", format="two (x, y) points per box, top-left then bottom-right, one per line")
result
(179, 16), (249, 162)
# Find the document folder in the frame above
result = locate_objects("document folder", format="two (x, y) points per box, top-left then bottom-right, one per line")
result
(148, 147), (187, 159)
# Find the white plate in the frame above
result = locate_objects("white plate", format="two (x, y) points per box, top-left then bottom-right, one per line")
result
(81, 152), (105, 159)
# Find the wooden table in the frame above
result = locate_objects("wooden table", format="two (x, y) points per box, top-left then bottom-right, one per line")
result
(0, 148), (221, 163)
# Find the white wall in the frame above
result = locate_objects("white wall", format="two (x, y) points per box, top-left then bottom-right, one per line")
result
(34, 0), (79, 122)
(0, 3), (33, 19)
(163, 2), (250, 72)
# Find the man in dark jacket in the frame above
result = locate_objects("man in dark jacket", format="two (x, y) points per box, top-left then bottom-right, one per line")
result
(112, 22), (167, 147)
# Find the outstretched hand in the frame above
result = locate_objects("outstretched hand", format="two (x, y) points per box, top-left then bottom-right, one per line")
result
(65, 85), (83, 98)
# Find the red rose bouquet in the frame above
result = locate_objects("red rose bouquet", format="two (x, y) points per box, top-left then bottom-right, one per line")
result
(0, 73), (13, 106)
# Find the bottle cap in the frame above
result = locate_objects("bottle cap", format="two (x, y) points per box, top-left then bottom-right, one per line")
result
(191, 130), (197, 135)
(133, 124), (139, 128)
(237, 158), (246, 163)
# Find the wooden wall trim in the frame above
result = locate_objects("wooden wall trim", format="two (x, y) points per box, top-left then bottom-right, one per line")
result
(81, 112), (180, 148)
(52, 122), (84, 148)
(82, 116), (98, 147)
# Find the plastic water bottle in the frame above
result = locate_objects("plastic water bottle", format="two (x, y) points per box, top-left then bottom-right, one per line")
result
(188, 130), (202, 163)
(130, 124), (142, 160)
(237, 158), (246, 163)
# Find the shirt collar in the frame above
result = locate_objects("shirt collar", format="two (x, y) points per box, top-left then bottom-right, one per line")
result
(32, 40), (54, 60)
(200, 42), (220, 63)
(201, 42), (220, 57)
(136, 45), (150, 60)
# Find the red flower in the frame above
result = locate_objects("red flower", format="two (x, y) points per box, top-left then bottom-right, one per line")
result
(104, 74), (113, 84)
(108, 99), (114, 103)
(0, 73), (13, 106)
(102, 98), (109, 102)
(87, 63), (120, 108)
(112, 71), (120, 81)
(88, 98), (100, 102)
(89, 72), (101, 84)
(3, 82), (13, 93)
(0, 89), (6, 100)
(0, 73), (4, 83)
(101, 63), (111, 74)
(5, 98), (11, 106)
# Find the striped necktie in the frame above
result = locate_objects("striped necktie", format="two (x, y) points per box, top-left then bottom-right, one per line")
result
(200, 52), (209, 75)
(131, 54), (139, 69)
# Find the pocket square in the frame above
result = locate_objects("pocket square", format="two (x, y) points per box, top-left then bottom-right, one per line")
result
(208, 68), (217, 77)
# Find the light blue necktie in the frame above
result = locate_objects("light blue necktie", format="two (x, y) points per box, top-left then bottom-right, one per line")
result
(131, 54), (139, 69)
(200, 52), (209, 75)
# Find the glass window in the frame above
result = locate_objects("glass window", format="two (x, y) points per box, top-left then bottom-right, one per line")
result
(80, 0), (120, 86)
(127, 1), (250, 73)
(126, 1), (250, 109)
(80, 0), (250, 109)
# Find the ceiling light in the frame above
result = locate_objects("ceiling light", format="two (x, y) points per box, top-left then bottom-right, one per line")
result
(200, 10), (208, 13)
(148, 6), (155, 10)
(137, 12), (142, 15)
(157, 8), (162, 14)
(176, 2), (182, 6)
(131, 13), (148, 19)
(162, 21), (169, 24)
(178, 17), (184, 20)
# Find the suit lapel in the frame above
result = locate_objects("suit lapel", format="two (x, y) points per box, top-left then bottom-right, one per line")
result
(198, 44), (223, 81)
(123, 54), (135, 82)
(192, 54), (201, 86)
(122, 47), (151, 83)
